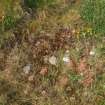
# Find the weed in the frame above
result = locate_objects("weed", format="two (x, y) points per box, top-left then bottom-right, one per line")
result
(3, 15), (15, 30)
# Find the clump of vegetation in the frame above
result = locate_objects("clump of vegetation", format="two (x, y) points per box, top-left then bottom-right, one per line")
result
(24, 0), (56, 10)
(2, 15), (16, 30)
(80, 0), (105, 34)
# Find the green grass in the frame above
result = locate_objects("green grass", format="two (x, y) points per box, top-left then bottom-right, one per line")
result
(80, 0), (105, 34)
(2, 15), (16, 30)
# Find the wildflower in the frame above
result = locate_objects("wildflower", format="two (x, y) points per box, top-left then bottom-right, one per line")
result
(63, 50), (70, 63)
(90, 51), (95, 56)
(87, 27), (92, 33)
(89, 48), (96, 56)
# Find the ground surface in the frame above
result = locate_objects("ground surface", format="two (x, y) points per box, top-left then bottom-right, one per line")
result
(0, 0), (105, 105)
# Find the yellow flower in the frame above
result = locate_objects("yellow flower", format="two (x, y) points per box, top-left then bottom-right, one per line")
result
(87, 27), (92, 33)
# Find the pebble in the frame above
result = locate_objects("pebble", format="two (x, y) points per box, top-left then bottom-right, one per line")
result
(28, 75), (34, 82)
(49, 56), (57, 65)
(23, 64), (31, 74)
(43, 56), (49, 63)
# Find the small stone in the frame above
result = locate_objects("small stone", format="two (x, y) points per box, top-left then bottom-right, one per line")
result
(41, 90), (47, 96)
(24, 90), (28, 95)
(35, 41), (40, 46)
(28, 75), (34, 82)
(23, 64), (31, 74)
(43, 56), (49, 63)
(49, 56), (57, 65)
(70, 96), (75, 101)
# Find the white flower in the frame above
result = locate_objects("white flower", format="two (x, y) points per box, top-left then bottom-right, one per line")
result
(89, 47), (96, 56)
(89, 50), (95, 56)
(63, 50), (70, 63)
(63, 56), (70, 63)
(65, 50), (70, 54)
(49, 56), (57, 65)
(80, 73), (84, 76)
(23, 64), (31, 74)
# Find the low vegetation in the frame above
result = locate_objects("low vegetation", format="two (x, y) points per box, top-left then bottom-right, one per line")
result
(80, 0), (105, 34)
(0, 0), (105, 105)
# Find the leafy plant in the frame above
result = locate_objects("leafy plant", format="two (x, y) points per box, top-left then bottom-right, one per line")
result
(80, 0), (105, 34)
(24, 0), (56, 10)
(2, 15), (15, 30)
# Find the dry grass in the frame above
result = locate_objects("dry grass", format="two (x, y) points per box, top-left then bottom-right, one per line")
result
(0, 0), (105, 105)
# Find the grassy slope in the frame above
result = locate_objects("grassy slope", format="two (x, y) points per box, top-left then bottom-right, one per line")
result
(0, 0), (105, 105)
